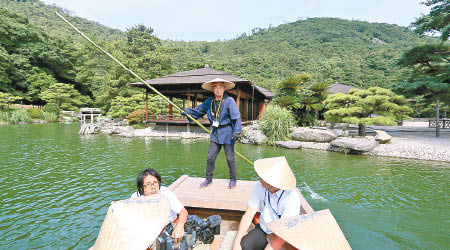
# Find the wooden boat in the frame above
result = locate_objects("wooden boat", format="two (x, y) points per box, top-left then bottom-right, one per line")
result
(168, 175), (350, 250)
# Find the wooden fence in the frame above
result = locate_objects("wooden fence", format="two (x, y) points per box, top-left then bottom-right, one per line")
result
(429, 119), (450, 129)
(9, 104), (43, 110)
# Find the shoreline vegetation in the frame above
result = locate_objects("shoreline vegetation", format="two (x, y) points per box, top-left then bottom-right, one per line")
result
(1, 0), (448, 164)
(77, 118), (450, 163)
(0, 104), (76, 125)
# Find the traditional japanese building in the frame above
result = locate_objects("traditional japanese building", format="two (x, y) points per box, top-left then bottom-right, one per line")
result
(130, 66), (274, 128)
(328, 83), (361, 94)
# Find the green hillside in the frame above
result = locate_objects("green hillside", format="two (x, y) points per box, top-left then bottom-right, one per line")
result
(0, 0), (125, 42)
(167, 18), (436, 90)
(0, 0), (438, 112)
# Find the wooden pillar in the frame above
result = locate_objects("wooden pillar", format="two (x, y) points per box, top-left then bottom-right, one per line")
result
(245, 98), (249, 121)
(145, 90), (149, 128)
(259, 101), (265, 120)
(236, 87), (240, 108)
(169, 96), (173, 120)
(194, 93), (198, 108)
(183, 99), (185, 109)
(90, 112), (93, 124)
(187, 88), (191, 108)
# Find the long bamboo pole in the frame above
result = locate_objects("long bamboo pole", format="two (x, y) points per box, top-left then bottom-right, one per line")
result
(54, 11), (253, 166)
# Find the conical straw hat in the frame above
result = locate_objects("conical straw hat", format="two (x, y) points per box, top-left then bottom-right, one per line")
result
(93, 194), (170, 250)
(201, 78), (235, 91)
(267, 209), (352, 250)
(254, 156), (296, 190)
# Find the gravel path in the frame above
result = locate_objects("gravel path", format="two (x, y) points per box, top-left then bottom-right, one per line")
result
(368, 143), (450, 162)
(292, 130), (450, 162)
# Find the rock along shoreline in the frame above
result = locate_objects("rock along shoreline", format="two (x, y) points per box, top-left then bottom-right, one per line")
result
(79, 120), (450, 163)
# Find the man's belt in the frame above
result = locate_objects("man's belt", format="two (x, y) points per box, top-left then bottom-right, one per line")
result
(218, 124), (231, 128)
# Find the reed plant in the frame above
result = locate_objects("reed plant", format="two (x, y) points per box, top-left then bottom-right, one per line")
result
(260, 104), (295, 144)
(0, 111), (10, 122)
(42, 111), (59, 122)
(8, 109), (31, 124)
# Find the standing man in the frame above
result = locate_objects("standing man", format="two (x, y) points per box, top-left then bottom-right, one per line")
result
(183, 78), (242, 189)
(232, 157), (301, 250)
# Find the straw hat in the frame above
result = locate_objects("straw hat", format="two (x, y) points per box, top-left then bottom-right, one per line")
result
(254, 156), (296, 190)
(267, 209), (352, 250)
(201, 78), (235, 91)
(92, 194), (170, 250)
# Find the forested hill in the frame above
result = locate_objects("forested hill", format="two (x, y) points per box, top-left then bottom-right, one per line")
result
(0, 0), (437, 111)
(167, 18), (436, 90)
(0, 0), (125, 42)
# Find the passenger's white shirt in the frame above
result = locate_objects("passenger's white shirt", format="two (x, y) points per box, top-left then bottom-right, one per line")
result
(131, 186), (184, 223)
(248, 182), (301, 234)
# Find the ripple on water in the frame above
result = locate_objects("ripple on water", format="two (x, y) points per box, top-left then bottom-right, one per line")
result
(1, 123), (449, 250)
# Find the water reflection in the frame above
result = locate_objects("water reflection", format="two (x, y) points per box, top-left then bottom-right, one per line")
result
(0, 123), (449, 249)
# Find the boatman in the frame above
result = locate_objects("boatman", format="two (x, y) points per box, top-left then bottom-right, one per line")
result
(183, 78), (242, 189)
(232, 156), (301, 250)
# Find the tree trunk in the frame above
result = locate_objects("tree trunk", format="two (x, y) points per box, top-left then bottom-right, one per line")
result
(305, 111), (309, 126)
(358, 123), (366, 136)
(436, 98), (440, 138)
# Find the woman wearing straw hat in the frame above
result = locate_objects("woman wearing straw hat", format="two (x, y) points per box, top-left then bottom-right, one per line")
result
(88, 169), (187, 250)
(232, 157), (301, 250)
(131, 169), (188, 246)
(183, 78), (242, 189)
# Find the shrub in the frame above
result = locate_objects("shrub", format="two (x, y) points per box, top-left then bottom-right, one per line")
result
(9, 109), (31, 124)
(260, 104), (295, 145)
(27, 108), (43, 119)
(42, 112), (59, 122)
(127, 109), (145, 125)
(0, 111), (10, 121)
(131, 123), (146, 129)
(43, 103), (60, 115)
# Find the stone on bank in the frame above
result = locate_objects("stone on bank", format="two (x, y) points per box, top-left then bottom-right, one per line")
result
(331, 137), (379, 154)
(290, 127), (337, 142)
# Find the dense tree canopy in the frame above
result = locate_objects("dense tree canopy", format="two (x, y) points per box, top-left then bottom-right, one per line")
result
(167, 18), (436, 90)
(411, 0), (450, 41)
(0, 6), (77, 98)
(0, 0), (439, 119)
(393, 0), (449, 125)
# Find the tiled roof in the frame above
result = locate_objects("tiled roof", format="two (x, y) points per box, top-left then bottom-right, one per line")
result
(329, 83), (361, 94)
(130, 67), (274, 99)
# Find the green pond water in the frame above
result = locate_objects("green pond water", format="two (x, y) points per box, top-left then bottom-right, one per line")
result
(0, 123), (449, 250)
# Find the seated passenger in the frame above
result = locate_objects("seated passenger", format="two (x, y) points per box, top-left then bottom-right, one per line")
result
(89, 168), (188, 250)
(131, 168), (188, 245)
(232, 157), (301, 250)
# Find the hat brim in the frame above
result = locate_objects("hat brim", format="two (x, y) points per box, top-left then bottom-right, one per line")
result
(201, 78), (235, 91)
(254, 157), (296, 190)
(267, 210), (352, 250)
(93, 194), (170, 250)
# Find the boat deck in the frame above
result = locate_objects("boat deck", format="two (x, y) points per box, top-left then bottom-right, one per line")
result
(169, 175), (314, 235)
(165, 175), (351, 250)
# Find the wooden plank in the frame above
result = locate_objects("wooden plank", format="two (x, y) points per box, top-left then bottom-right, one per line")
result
(170, 176), (314, 215)
(168, 174), (189, 190)
(171, 176), (254, 211)
(297, 190), (315, 214)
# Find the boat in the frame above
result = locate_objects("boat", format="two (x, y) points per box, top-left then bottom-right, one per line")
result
(167, 175), (350, 250)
